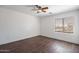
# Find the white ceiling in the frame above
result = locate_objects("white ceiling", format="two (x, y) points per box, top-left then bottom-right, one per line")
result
(0, 5), (79, 16)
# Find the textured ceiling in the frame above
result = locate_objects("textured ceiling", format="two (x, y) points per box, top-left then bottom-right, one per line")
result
(0, 5), (79, 16)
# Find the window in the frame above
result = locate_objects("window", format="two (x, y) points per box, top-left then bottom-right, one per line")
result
(55, 16), (74, 33)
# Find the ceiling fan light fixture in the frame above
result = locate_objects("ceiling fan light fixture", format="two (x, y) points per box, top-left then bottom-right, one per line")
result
(37, 10), (42, 13)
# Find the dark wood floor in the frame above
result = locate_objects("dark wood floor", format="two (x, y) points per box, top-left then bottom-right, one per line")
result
(0, 35), (79, 53)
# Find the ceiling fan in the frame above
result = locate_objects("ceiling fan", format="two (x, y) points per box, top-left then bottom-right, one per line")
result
(32, 5), (48, 13)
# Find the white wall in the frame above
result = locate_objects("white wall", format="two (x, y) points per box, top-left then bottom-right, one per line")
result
(40, 10), (79, 44)
(0, 8), (40, 45)
(0, 7), (79, 45)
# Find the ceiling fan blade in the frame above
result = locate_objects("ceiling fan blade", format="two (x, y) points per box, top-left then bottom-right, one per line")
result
(35, 5), (42, 9)
(41, 7), (48, 13)
(42, 7), (48, 9)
